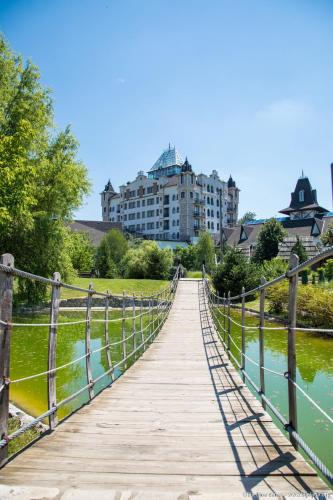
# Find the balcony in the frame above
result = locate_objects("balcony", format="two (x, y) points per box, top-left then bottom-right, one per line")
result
(194, 199), (204, 205)
(193, 211), (204, 218)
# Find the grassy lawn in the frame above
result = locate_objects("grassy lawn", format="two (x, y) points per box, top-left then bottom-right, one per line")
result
(186, 271), (203, 278)
(61, 277), (169, 299)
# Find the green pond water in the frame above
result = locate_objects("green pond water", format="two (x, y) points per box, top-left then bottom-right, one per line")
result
(9, 306), (333, 478)
(215, 308), (333, 477)
(10, 308), (151, 422)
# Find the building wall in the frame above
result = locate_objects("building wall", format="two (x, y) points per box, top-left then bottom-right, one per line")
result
(102, 169), (238, 241)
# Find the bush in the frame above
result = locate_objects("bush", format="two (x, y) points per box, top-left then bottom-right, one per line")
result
(67, 230), (95, 274)
(267, 282), (333, 328)
(121, 241), (173, 280)
(212, 247), (261, 299)
(253, 219), (287, 263)
(323, 259), (333, 281)
(174, 245), (197, 270)
(261, 257), (288, 281)
(196, 231), (216, 274)
(95, 229), (128, 278)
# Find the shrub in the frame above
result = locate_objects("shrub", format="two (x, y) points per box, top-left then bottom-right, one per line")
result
(212, 247), (261, 299)
(261, 257), (288, 281)
(267, 282), (333, 328)
(174, 245), (197, 270)
(323, 259), (333, 281)
(121, 241), (173, 280)
(196, 231), (216, 274)
(95, 229), (128, 278)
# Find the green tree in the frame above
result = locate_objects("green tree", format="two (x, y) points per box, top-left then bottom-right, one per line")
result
(261, 257), (288, 281)
(238, 212), (256, 225)
(174, 245), (197, 271)
(121, 241), (172, 280)
(0, 36), (90, 302)
(95, 229), (128, 278)
(196, 231), (216, 274)
(253, 219), (287, 263)
(212, 247), (261, 298)
(321, 223), (333, 247)
(291, 236), (308, 284)
(323, 259), (333, 281)
(291, 236), (308, 263)
(67, 230), (95, 274)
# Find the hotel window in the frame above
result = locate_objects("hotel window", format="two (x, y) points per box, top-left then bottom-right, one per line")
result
(172, 207), (176, 214)
(147, 186), (153, 194)
(147, 198), (154, 205)
(299, 190), (305, 202)
(142, 211), (145, 218)
(207, 221), (210, 229)
(124, 203), (127, 209)
(211, 210), (214, 217)
(181, 191), (185, 199)
(136, 212), (140, 219)
(177, 207), (179, 213)
(190, 191), (193, 198)
(164, 195), (169, 205)
(156, 209), (160, 216)
(137, 200), (140, 207)
(217, 223), (220, 231)
(207, 209), (210, 217)
(142, 200), (145, 206)
(172, 194), (176, 201)
(211, 222), (214, 230)
(129, 190), (135, 198)
(129, 201), (135, 209)
(147, 210), (154, 217)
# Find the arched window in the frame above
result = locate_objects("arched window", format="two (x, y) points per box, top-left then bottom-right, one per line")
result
(207, 221), (210, 229)
(299, 190), (305, 202)
(207, 209), (210, 217)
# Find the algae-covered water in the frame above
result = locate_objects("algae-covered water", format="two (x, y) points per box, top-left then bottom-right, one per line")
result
(10, 308), (151, 421)
(215, 308), (333, 476)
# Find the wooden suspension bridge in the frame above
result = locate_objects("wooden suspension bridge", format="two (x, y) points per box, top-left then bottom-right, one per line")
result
(0, 252), (332, 499)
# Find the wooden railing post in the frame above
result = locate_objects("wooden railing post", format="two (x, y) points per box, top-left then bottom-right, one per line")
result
(0, 254), (14, 467)
(227, 291), (231, 355)
(223, 293), (226, 342)
(132, 294), (136, 358)
(241, 286), (245, 382)
(47, 271), (61, 431)
(85, 284), (94, 400)
(105, 291), (114, 382)
(122, 292), (127, 369)
(140, 294), (144, 349)
(259, 277), (266, 410)
(288, 254), (299, 449)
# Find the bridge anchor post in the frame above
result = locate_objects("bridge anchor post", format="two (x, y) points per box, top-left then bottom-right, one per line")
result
(0, 254), (14, 467)
(288, 254), (299, 450)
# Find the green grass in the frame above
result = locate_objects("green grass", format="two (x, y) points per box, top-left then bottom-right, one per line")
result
(8, 416), (40, 455)
(186, 271), (203, 279)
(61, 278), (169, 299)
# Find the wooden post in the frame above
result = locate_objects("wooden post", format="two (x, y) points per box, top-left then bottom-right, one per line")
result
(47, 272), (61, 431)
(0, 254), (14, 467)
(85, 284), (94, 400)
(105, 291), (114, 382)
(140, 294), (144, 349)
(241, 286), (245, 382)
(227, 291), (231, 355)
(259, 277), (266, 410)
(288, 254), (299, 449)
(223, 293), (226, 343)
(122, 292), (127, 369)
(132, 294), (136, 358)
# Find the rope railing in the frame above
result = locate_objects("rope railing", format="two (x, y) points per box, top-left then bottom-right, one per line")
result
(0, 253), (181, 464)
(202, 248), (333, 485)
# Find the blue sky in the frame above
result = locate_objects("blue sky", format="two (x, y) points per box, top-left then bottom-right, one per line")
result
(1, 0), (332, 220)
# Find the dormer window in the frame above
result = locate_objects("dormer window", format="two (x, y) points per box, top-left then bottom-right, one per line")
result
(299, 190), (305, 202)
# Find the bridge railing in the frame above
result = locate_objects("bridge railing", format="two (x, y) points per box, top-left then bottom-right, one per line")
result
(0, 254), (181, 466)
(203, 247), (333, 485)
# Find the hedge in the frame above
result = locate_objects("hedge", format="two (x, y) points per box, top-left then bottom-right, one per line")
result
(267, 283), (333, 329)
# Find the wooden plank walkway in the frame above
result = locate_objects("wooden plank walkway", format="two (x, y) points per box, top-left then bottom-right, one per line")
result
(0, 279), (330, 499)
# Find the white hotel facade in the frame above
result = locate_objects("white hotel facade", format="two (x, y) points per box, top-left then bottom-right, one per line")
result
(101, 146), (239, 242)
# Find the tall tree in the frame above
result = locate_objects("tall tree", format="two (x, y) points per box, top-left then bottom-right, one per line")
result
(95, 229), (128, 278)
(196, 231), (216, 274)
(0, 36), (90, 301)
(238, 211), (256, 225)
(253, 219), (287, 264)
(291, 236), (308, 264)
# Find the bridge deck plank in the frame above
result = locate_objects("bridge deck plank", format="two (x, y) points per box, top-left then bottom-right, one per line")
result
(0, 280), (330, 499)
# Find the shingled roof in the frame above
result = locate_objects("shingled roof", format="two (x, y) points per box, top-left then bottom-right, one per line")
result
(68, 220), (122, 246)
(280, 175), (328, 215)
